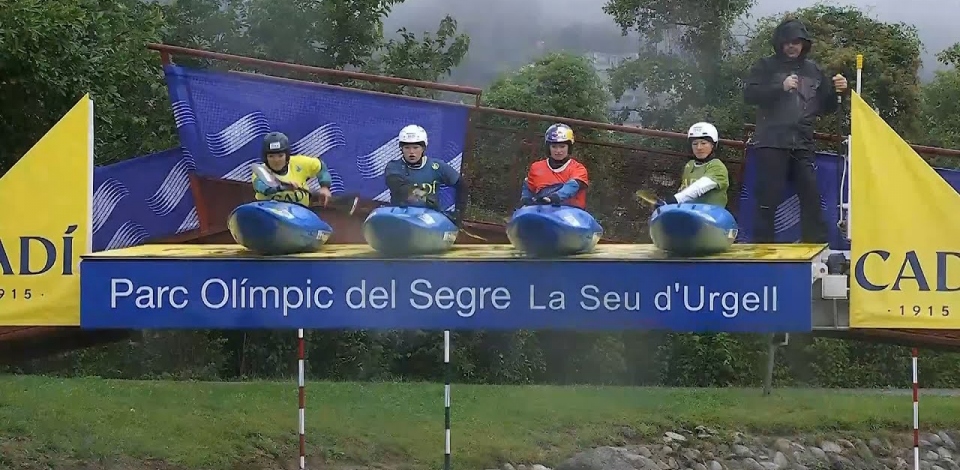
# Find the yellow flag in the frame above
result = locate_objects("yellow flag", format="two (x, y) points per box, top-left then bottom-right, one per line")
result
(849, 91), (960, 328)
(0, 95), (92, 326)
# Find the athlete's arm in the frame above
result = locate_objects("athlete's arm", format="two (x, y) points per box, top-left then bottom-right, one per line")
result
(550, 161), (589, 201)
(673, 160), (729, 204)
(437, 162), (466, 225)
(300, 156), (332, 190)
(384, 161), (412, 203)
(252, 174), (280, 196)
(315, 161), (333, 189)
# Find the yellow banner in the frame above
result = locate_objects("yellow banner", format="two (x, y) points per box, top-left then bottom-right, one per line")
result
(850, 91), (960, 328)
(0, 95), (92, 326)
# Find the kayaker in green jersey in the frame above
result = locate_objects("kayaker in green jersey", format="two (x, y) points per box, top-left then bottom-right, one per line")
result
(661, 121), (730, 207)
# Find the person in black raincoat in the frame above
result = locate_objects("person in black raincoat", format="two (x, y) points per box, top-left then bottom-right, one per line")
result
(743, 17), (848, 243)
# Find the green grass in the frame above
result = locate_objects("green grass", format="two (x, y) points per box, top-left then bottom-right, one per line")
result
(1, 376), (958, 469)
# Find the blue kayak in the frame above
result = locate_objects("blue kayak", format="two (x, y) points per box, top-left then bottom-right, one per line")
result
(363, 206), (459, 256)
(506, 204), (603, 257)
(649, 203), (738, 256)
(227, 200), (333, 255)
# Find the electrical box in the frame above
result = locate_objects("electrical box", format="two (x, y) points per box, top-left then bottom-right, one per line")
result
(821, 274), (848, 299)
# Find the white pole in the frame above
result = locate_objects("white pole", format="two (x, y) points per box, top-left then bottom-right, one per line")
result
(843, 54), (863, 242)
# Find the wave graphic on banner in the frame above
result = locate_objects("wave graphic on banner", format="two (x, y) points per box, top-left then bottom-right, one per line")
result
(92, 147), (199, 251)
(163, 64), (470, 209)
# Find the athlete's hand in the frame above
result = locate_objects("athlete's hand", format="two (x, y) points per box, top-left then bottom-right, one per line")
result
(315, 186), (332, 206)
(520, 196), (536, 206)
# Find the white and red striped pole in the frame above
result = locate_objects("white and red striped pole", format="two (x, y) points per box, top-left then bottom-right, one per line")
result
(299, 328), (306, 470)
(912, 347), (920, 470)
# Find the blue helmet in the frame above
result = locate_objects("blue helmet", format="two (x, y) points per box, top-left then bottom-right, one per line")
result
(545, 123), (575, 145)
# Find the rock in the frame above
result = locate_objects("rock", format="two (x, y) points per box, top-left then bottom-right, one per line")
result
(855, 440), (876, 461)
(772, 451), (788, 468)
(773, 439), (793, 454)
(869, 437), (890, 456)
(621, 426), (638, 439)
(741, 457), (763, 470)
(506, 429), (960, 470)
(555, 447), (644, 470)
(733, 445), (754, 458)
(827, 454), (857, 469)
(632, 445), (653, 458)
(820, 441), (844, 454)
(940, 431), (957, 451)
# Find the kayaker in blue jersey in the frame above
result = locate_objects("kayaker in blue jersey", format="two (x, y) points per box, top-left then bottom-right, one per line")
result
(383, 124), (464, 226)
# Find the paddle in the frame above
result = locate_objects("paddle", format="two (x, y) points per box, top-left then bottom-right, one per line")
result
(252, 163), (360, 215)
(633, 189), (661, 209)
(319, 193), (361, 215)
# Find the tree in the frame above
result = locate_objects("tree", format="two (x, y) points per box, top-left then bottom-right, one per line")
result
(161, 0), (470, 97)
(602, 0), (756, 133)
(483, 52), (612, 126)
(919, 43), (960, 157)
(0, 0), (178, 171)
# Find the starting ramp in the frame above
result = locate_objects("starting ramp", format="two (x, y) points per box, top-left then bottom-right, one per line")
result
(79, 243), (828, 332)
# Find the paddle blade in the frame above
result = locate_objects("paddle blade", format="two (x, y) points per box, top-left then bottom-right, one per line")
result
(633, 189), (659, 207)
(328, 194), (359, 215)
(251, 163), (281, 189)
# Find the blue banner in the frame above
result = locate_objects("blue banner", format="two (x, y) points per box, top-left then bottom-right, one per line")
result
(736, 148), (960, 250)
(163, 65), (470, 211)
(93, 148), (198, 251)
(79, 258), (813, 332)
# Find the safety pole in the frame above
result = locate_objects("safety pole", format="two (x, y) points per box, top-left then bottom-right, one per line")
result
(298, 328), (306, 470)
(443, 330), (452, 470)
(912, 347), (920, 470)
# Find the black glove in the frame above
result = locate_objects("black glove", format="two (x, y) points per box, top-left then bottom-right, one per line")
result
(537, 193), (561, 204)
(655, 195), (678, 207)
(520, 196), (536, 206)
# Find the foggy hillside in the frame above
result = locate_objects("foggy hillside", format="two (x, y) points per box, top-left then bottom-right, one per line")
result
(382, 0), (642, 87)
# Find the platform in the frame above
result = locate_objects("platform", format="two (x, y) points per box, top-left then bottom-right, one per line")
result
(79, 243), (827, 332)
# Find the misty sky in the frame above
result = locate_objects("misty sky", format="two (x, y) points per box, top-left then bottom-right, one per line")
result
(385, 0), (958, 81)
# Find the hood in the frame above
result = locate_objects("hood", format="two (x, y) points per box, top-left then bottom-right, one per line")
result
(771, 19), (812, 58)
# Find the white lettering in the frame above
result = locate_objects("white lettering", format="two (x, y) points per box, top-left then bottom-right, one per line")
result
(529, 285), (565, 310)
(408, 278), (510, 317)
(110, 279), (189, 309)
(346, 280), (397, 309)
(201, 278), (230, 309)
(679, 285), (779, 318)
(579, 285), (640, 311)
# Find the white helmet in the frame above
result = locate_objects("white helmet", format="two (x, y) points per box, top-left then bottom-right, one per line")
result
(687, 122), (719, 144)
(398, 124), (428, 146)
